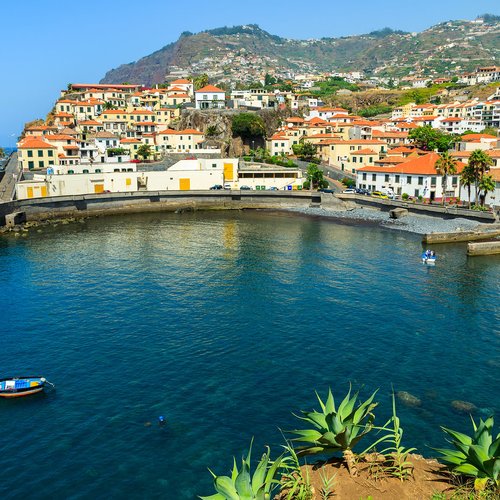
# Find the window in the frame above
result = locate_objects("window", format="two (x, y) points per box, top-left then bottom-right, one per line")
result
(49, 160), (54, 165)
(362, 173), (367, 180)
(407, 176), (412, 184)
(38, 161), (44, 168)
(369, 157), (373, 163)
(452, 176), (458, 186)
(27, 150), (33, 157)
(95, 169), (102, 173)
(68, 170), (74, 174)
(418, 176), (424, 185)
(395, 175), (400, 183)
(28, 161), (34, 169)
(385, 174), (389, 182)
(83, 169), (89, 173)
(350, 146), (355, 151)
(431, 177), (436, 187)
(372, 174), (376, 181)
(414, 189), (419, 197)
(38, 150), (43, 157)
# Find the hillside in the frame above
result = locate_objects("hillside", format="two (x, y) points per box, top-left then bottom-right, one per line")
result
(101, 17), (499, 86)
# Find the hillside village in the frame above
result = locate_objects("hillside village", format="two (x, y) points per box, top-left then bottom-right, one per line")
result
(14, 68), (500, 207)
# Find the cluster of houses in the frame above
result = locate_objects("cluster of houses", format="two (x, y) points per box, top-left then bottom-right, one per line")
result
(267, 101), (500, 205)
(14, 79), (500, 206)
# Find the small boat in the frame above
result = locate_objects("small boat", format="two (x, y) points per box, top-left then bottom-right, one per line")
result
(421, 252), (437, 265)
(0, 376), (53, 398)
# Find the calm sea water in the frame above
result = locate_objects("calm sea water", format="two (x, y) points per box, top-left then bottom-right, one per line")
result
(0, 211), (498, 499)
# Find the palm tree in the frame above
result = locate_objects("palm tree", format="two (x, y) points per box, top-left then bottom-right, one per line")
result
(468, 150), (493, 205)
(478, 174), (495, 207)
(103, 101), (116, 110)
(460, 163), (476, 209)
(435, 152), (458, 205)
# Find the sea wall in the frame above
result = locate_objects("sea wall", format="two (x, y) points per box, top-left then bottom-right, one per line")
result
(337, 194), (498, 223)
(3, 191), (321, 223)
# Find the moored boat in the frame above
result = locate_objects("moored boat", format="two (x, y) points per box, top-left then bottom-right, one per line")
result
(421, 252), (437, 265)
(0, 376), (53, 398)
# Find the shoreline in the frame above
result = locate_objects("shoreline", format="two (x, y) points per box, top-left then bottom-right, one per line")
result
(280, 205), (483, 235)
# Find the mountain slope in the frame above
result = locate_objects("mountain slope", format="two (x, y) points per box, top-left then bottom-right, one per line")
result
(100, 19), (500, 86)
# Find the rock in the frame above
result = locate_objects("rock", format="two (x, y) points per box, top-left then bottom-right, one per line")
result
(390, 208), (409, 219)
(451, 400), (477, 414)
(396, 391), (422, 407)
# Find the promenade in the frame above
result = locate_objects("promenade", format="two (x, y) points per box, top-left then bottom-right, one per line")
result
(0, 153), (20, 202)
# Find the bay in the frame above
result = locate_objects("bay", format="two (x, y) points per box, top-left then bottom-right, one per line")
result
(0, 210), (498, 499)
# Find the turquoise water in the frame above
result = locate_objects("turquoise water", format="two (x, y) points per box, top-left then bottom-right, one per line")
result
(0, 211), (498, 499)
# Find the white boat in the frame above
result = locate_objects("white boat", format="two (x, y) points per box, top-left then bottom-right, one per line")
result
(421, 252), (437, 265)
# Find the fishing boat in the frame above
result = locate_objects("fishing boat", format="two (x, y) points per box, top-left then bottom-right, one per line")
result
(0, 376), (53, 398)
(421, 252), (437, 265)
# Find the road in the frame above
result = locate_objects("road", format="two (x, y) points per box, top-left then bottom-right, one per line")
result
(0, 153), (20, 202)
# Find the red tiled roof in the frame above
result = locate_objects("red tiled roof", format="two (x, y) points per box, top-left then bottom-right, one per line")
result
(461, 133), (497, 142)
(350, 148), (376, 155)
(360, 152), (465, 174)
(18, 137), (56, 149)
(196, 85), (224, 93)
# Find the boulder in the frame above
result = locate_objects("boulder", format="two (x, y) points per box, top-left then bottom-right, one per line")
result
(451, 400), (477, 414)
(389, 208), (409, 219)
(396, 391), (422, 407)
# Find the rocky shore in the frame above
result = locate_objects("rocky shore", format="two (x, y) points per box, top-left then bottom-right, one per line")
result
(284, 206), (482, 235)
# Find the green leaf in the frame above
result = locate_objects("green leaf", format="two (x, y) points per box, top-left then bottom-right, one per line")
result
(199, 494), (226, 500)
(290, 428), (323, 442)
(325, 388), (336, 414)
(441, 427), (473, 446)
(235, 462), (253, 499)
(214, 476), (239, 500)
(251, 450), (269, 493)
(454, 463), (479, 477)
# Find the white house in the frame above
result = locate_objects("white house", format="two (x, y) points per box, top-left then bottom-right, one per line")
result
(356, 152), (465, 202)
(195, 85), (225, 109)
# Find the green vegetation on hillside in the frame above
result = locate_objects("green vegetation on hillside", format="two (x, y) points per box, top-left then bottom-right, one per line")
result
(311, 77), (359, 98)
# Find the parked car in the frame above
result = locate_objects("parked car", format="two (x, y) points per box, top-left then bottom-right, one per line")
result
(267, 186), (278, 191)
(371, 191), (389, 199)
(210, 184), (223, 190)
(223, 183), (231, 190)
(240, 185), (252, 190)
(319, 188), (335, 193)
(356, 188), (370, 195)
(343, 188), (357, 194)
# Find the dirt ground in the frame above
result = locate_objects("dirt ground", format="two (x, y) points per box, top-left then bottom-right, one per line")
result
(278, 454), (455, 500)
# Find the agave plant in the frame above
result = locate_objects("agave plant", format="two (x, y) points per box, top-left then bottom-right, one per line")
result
(289, 386), (378, 476)
(434, 415), (500, 492)
(362, 390), (416, 481)
(200, 438), (285, 500)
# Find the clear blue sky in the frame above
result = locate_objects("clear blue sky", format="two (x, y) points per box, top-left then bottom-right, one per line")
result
(1, 0), (498, 147)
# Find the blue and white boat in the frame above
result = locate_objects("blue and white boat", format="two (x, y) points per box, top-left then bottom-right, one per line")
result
(422, 252), (437, 265)
(0, 376), (53, 398)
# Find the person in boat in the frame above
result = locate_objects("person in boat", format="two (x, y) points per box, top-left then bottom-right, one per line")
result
(424, 249), (431, 259)
(430, 250), (436, 258)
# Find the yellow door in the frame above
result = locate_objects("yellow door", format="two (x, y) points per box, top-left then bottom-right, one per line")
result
(179, 178), (190, 190)
(40, 186), (48, 197)
(224, 163), (234, 181)
(94, 184), (104, 194)
(27, 187), (34, 198)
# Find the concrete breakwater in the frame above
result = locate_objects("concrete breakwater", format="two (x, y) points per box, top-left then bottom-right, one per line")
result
(0, 190), (324, 226)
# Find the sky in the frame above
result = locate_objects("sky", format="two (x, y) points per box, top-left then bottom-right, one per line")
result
(1, 0), (498, 147)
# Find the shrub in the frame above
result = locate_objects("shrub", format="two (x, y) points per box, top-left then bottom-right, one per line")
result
(433, 415), (499, 492)
(401, 193), (409, 201)
(200, 438), (286, 500)
(289, 386), (378, 476)
(341, 177), (355, 188)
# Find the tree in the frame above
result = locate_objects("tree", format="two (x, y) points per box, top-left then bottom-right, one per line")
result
(205, 125), (219, 137)
(292, 141), (318, 161)
(0, 147), (5, 158)
(478, 175), (495, 207)
(104, 101), (116, 110)
(136, 144), (152, 160)
(231, 113), (266, 139)
(193, 74), (209, 90)
(460, 163), (476, 209)
(481, 126), (498, 136)
(408, 126), (456, 152)
(305, 163), (328, 190)
(469, 149), (493, 203)
(264, 73), (277, 86)
(435, 152), (458, 205)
